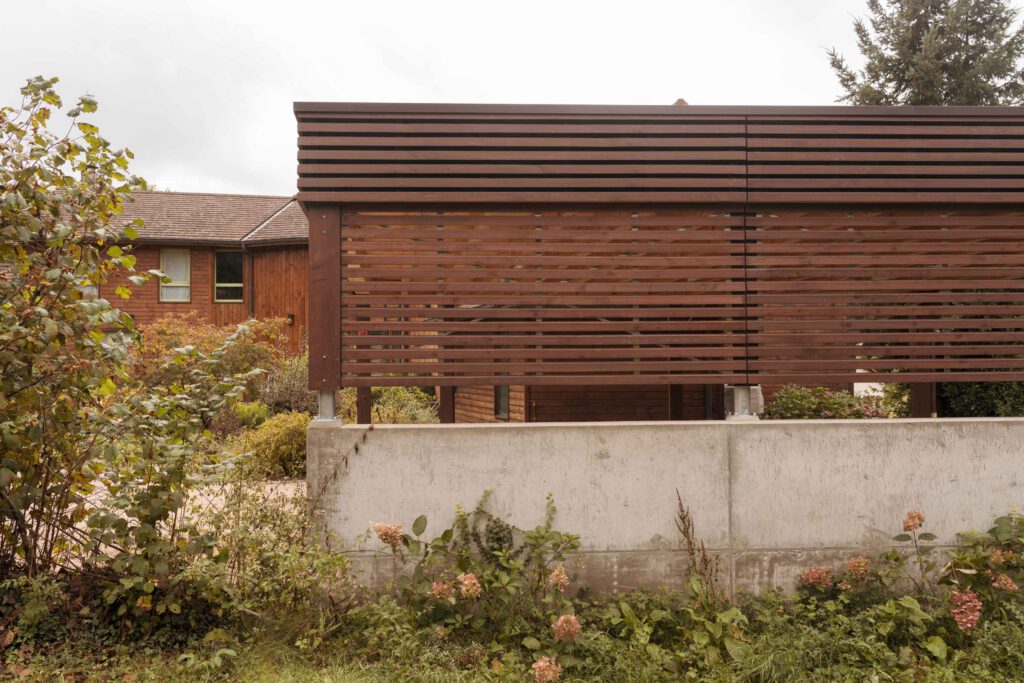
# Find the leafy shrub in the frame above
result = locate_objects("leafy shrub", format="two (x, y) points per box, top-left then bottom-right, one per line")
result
(234, 401), (269, 428)
(338, 386), (439, 424)
(259, 351), (319, 415)
(764, 385), (889, 419)
(132, 313), (288, 393)
(941, 381), (1024, 417)
(237, 412), (311, 478)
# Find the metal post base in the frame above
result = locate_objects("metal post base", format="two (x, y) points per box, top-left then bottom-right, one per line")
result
(727, 385), (760, 421)
(317, 389), (336, 421)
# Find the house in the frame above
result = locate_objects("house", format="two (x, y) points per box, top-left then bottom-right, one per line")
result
(105, 191), (310, 350)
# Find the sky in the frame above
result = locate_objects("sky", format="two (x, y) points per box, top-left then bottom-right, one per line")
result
(3, 0), (874, 197)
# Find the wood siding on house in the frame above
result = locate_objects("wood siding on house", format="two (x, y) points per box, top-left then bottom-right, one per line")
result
(453, 385), (527, 423)
(250, 245), (309, 351)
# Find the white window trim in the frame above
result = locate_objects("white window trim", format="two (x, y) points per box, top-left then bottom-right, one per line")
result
(214, 251), (244, 303)
(159, 248), (191, 303)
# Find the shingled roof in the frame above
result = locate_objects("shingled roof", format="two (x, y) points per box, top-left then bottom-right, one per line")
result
(120, 191), (308, 245)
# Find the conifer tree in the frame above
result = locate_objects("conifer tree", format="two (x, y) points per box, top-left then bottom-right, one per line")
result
(829, 0), (1024, 105)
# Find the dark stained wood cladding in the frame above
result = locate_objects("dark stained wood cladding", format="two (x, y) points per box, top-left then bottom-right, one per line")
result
(337, 206), (1024, 388)
(340, 208), (749, 386)
(745, 208), (1024, 384)
(296, 103), (1024, 204)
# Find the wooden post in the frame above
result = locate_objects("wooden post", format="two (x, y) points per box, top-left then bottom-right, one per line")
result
(909, 383), (937, 418)
(668, 385), (683, 420)
(439, 386), (455, 423)
(356, 386), (372, 424)
(305, 204), (341, 392)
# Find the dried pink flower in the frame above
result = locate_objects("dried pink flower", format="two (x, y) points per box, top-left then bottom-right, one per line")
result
(903, 511), (925, 533)
(552, 614), (581, 643)
(373, 523), (403, 549)
(429, 581), (454, 600)
(837, 581), (852, 592)
(951, 589), (983, 634)
(988, 570), (1019, 592)
(798, 567), (833, 591)
(847, 556), (871, 581)
(532, 656), (562, 683)
(547, 566), (570, 593)
(458, 572), (482, 599)
(989, 548), (1015, 567)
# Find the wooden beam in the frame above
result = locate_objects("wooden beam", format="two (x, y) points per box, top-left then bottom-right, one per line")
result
(305, 203), (341, 391)
(909, 383), (938, 418)
(356, 386), (372, 424)
(439, 387), (455, 423)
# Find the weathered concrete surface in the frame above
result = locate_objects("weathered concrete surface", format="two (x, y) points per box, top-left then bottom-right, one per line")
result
(307, 419), (1024, 594)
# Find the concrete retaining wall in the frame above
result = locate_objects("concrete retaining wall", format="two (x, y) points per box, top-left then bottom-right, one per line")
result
(307, 419), (1024, 594)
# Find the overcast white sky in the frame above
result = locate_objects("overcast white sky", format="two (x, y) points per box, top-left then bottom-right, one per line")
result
(4, 0), (877, 196)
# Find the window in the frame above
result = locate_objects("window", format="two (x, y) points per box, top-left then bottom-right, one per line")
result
(159, 249), (190, 302)
(215, 251), (244, 302)
(494, 385), (510, 420)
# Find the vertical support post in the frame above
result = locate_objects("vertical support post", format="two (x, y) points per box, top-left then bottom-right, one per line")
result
(356, 386), (372, 424)
(317, 390), (335, 421)
(909, 382), (937, 418)
(306, 204), (342, 401)
(439, 386), (455, 423)
(668, 385), (683, 420)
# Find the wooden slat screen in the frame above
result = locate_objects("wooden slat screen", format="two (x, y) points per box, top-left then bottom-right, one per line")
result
(296, 102), (1024, 205)
(340, 208), (750, 386)
(337, 206), (1024, 387)
(745, 209), (1024, 384)
(747, 115), (1024, 203)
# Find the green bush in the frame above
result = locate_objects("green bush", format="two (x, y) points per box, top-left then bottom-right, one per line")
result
(234, 401), (269, 428)
(764, 385), (889, 419)
(338, 385), (439, 424)
(239, 411), (311, 478)
(941, 382), (1024, 417)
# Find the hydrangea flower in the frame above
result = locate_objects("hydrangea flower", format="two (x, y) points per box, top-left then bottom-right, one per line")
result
(798, 567), (833, 591)
(846, 556), (871, 581)
(429, 581), (454, 600)
(372, 522), (403, 549)
(547, 566), (570, 593)
(903, 511), (925, 533)
(458, 572), (482, 599)
(532, 656), (562, 683)
(552, 614), (581, 642)
(951, 589), (982, 633)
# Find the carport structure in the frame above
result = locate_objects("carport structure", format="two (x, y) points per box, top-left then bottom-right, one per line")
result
(296, 101), (1024, 422)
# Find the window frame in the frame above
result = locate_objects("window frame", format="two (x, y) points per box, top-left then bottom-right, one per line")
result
(158, 248), (191, 303)
(214, 250), (245, 303)
(494, 385), (510, 420)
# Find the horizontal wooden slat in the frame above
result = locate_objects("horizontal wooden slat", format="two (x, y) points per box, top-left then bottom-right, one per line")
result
(297, 104), (1024, 203)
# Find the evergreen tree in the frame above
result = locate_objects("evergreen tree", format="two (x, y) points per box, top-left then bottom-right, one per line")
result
(829, 0), (1024, 105)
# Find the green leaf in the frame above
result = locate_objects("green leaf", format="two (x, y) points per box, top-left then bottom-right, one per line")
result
(108, 245), (123, 257)
(521, 636), (541, 651)
(893, 534), (913, 542)
(412, 515), (427, 536)
(918, 532), (937, 541)
(124, 225), (139, 239)
(925, 635), (947, 662)
(723, 635), (750, 662)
